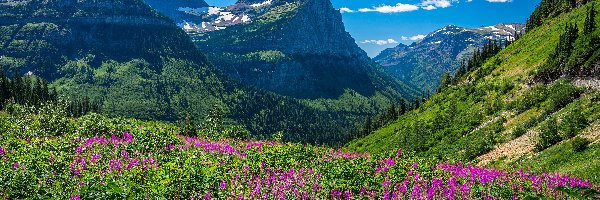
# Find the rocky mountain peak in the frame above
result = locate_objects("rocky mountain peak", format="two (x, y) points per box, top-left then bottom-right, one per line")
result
(374, 23), (526, 91)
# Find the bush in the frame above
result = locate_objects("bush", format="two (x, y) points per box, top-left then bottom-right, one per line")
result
(569, 137), (591, 152)
(512, 125), (527, 138)
(544, 80), (582, 113)
(560, 107), (588, 139)
(536, 118), (562, 152)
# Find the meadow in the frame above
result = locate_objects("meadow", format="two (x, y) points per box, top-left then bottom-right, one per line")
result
(0, 109), (598, 199)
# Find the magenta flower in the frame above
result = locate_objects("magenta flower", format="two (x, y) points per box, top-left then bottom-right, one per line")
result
(123, 132), (133, 143)
(0, 146), (4, 155)
(121, 150), (129, 159)
(75, 147), (83, 155)
(108, 160), (123, 172)
(396, 148), (402, 157)
(12, 162), (19, 170)
(219, 181), (227, 190)
(203, 193), (212, 200)
(69, 196), (80, 200)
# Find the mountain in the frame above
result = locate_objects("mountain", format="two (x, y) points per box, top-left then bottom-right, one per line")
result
(347, 0), (599, 180)
(0, 0), (364, 145)
(142, 0), (210, 30)
(374, 23), (526, 92)
(171, 0), (416, 100)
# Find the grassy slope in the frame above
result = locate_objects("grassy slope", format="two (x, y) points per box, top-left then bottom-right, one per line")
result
(346, 1), (600, 174)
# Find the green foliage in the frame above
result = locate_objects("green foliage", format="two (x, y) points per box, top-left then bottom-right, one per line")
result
(202, 104), (225, 139)
(560, 107), (589, 139)
(527, 0), (585, 30)
(3, 100), (69, 138)
(555, 186), (600, 199)
(569, 137), (591, 152)
(536, 118), (561, 152)
(272, 131), (284, 142)
(584, 3), (597, 34)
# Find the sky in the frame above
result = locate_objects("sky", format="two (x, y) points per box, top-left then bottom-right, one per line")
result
(205, 0), (540, 57)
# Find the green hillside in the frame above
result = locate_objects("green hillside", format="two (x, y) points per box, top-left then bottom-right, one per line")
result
(346, 0), (600, 180)
(0, 0), (376, 146)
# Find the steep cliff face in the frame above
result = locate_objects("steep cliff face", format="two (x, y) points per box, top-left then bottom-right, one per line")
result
(188, 0), (412, 99)
(0, 0), (208, 79)
(142, 0), (210, 30)
(375, 24), (526, 92)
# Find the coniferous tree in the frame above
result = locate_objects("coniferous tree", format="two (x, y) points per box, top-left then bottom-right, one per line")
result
(438, 71), (452, 92)
(399, 99), (407, 116)
(584, 3), (596, 35)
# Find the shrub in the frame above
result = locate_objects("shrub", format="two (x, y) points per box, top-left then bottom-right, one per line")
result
(512, 125), (527, 138)
(560, 107), (588, 139)
(569, 137), (591, 152)
(536, 118), (562, 152)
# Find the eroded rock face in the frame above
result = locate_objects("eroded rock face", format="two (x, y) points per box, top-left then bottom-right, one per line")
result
(189, 0), (390, 99)
(374, 24), (526, 92)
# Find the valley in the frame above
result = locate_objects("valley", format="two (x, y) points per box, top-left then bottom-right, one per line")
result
(0, 0), (599, 199)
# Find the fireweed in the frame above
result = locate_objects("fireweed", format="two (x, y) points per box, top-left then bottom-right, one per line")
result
(0, 131), (598, 199)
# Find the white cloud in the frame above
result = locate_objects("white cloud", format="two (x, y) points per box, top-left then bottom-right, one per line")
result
(400, 34), (426, 41)
(358, 3), (419, 13)
(420, 0), (453, 8)
(486, 0), (512, 2)
(360, 39), (399, 45)
(339, 7), (355, 13)
(422, 5), (437, 10)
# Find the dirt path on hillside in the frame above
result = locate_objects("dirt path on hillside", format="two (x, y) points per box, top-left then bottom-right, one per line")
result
(469, 111), (510, 135)
(581, 121), (600, 145)
(476, 130), (537, 166)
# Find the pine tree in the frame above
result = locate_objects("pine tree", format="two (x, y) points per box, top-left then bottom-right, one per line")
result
(438, 71), (452, 92)
(584, 3), (596, 35)
(0, 67), (6, 109)
(362, 116), (373, 137)
(399, 99), (407, 115)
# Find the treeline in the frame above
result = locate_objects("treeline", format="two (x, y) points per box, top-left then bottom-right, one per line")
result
(527, 0), (592, 31)
(0, 68), (57, 110)
(536, 3), (599, 82)
(0, 67), (101, 117)
(438, 38), (516, 92)
(357, 97), (426, 138)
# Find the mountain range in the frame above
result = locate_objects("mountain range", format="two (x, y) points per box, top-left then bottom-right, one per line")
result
(375, 23), (526, 92)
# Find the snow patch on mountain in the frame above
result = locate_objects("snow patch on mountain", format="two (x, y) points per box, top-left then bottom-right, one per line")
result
(250, 0), (272, 8)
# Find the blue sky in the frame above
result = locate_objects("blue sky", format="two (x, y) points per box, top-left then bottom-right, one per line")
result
(205, 0), (540, 57)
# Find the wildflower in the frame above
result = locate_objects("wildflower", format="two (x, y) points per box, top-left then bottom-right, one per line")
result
(123, 132), (133, 143)
(219, 181), (227, 190)
(12, 162), (19, 170)
(0, 146), (4, 155)
(108, 160), (123, 172)
(75, 147), (83, 155)
(396, 148), (402, 158)
(91, 154), (101, 163)
(70, 196), (80, 200)
(203, 193), (212, 200)
(126, 159), (139, 170)
(121, 150), (129, 159)
(344, 190), (354, 199)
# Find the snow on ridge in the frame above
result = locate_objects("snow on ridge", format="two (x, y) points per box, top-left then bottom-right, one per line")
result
(250, 0), (272, 8)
